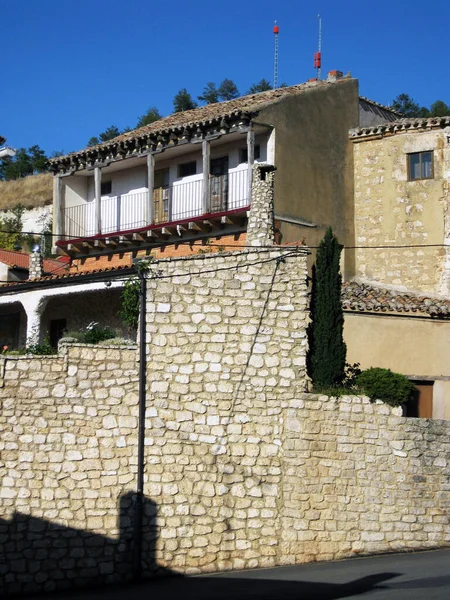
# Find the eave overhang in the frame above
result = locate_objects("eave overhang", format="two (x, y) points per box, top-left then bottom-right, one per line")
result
(56, 206), (249, 258)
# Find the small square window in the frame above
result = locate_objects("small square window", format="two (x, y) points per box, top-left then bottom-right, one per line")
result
(178, 161), (197, 177)
(101, 180), (112, 195)
(408, 152), (433, 181)
(239, 145), (261, 163)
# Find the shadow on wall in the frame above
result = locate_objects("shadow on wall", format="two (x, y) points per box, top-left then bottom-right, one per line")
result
(0, 492), (171, 596)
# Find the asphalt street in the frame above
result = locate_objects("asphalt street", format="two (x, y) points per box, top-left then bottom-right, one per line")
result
(18, 548), (450, 600)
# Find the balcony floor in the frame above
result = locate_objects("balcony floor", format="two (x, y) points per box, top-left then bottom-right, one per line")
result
(56, 207), (249, 258)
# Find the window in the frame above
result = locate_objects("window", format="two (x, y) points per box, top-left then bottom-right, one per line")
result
(178, 161), (196, 177)
(239, 145), (260, 164)
(101, 180), (112, 195)
(408, 151), (433, 181)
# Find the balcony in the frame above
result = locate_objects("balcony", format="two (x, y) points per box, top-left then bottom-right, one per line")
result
(59, 171), (250, 255)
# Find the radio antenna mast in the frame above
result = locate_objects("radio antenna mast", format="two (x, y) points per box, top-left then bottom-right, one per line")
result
(273, 21), (279, 88)
(314, 14), (322, 80)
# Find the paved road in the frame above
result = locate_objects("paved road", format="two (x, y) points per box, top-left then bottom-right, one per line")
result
(20, 548), (450, 600)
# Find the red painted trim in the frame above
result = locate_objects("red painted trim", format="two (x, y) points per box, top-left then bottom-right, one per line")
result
(56, 206), (250, 248)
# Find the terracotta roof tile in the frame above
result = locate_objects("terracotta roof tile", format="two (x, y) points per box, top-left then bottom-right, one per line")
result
(350, 116), (450, 140)
(0, 263), (132, 289)
(0, 249), (69, 277)
(49, 79), (356, 167)
(342, 281), (450, 318)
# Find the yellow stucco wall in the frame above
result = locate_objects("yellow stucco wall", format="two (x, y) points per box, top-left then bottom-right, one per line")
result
(259, 78), (360, 280)
(344, 311), (450, 419)
(352, 127), (450, 294)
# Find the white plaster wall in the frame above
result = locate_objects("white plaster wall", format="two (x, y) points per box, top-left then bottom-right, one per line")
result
(65, 175), (88, 208)
(62, 136), (269, 234)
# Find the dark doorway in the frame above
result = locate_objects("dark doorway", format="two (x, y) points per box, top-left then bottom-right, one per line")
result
(50, 318), (67, 349)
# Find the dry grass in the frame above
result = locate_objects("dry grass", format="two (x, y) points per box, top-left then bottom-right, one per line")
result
(0, 173), (53, 211)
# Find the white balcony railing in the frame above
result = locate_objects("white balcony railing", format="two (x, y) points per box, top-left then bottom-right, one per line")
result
(63, 170), (249, 239)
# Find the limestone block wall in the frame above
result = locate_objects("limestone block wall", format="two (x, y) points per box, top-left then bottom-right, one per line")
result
(281, 395), (450, 563)
(352, 129), (450, 294)
(0, 344), (139, 595)
(142, 247), (309, 574)
(1, 246), (450, 595)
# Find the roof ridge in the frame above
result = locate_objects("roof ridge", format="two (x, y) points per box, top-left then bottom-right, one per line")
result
(49, 79), (352, 168)
(350, 116), (450, 139)
(359, 96), (402, 116)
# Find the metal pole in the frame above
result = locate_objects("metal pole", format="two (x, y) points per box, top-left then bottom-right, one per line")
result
(133, 268), (147, 580)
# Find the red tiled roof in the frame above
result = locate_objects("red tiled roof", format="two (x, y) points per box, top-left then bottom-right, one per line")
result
(349, 116), (450, 140)
(49, 78), (359, 168)
(0, 263), (133, 289)
(0, 249), (69, 277)
(342, 281), (450, 318)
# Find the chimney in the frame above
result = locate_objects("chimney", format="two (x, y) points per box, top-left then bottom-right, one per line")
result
(29, 250), (43, 279)
(327, 70), (343, 82)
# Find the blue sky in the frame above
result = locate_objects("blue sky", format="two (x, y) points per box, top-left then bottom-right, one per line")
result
(2, 0), (450, 156)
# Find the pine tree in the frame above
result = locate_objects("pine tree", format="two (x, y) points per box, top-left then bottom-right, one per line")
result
(173, 88), (198, 112)
(198, 82), (219, 104)
(247, 79), (272, 94)
(217, 78), (239, 101)
(307, 228), (346, 387)
(136, 107), (162, 128)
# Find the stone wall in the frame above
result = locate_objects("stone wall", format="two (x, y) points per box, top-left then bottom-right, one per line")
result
(0, 343), (140, 595)
(352, 128), (450, 295)
(1, 246), (450, 594)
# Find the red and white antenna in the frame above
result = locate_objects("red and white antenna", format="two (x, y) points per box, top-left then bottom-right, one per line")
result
(314, 14), (322, 80)
(273, 21), (279, 89)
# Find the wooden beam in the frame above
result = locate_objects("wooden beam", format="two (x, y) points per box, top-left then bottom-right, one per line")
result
(202, 139), (210, 214)
(146, 153), (155, 225)
(133, 232), (147, 243)
(118, 235), (132, 245)
(161, 226), (175, 236)
(247, 125), (255, 204)
(94, 167), (102, 235)
(67, 243), (83, 253)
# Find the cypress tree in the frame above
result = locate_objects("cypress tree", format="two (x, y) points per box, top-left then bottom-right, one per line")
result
(307, 228), (346, 387)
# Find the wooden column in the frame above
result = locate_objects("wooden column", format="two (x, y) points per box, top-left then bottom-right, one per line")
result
(247, 125), (255, 204)
(202, 139), (210, 214)
(146, 153), (155, 225)
(94, 166), (102, 235)
(54, 176), (63, 237)
(53, 176), (64, 252)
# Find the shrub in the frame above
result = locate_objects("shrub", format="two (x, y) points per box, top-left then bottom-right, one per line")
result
(356, 367), (415, 407)
(25, 338), (55, 355)
(84, 325), (115, 345)
(118, 278), (140, 330)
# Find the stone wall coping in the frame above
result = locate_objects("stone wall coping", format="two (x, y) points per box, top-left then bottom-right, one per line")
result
(143, 245), (308, 267)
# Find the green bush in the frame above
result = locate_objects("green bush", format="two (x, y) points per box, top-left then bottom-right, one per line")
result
(84, 325), (115, 345)
(25, 338), (55, 356)
(356, 367), (415, 407)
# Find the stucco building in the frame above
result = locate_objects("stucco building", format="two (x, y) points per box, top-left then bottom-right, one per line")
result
(344, 117), (450, 417)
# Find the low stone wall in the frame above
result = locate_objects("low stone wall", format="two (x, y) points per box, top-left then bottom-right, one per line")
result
(280, 395), (450, 563)
(0, 343), (140, 595)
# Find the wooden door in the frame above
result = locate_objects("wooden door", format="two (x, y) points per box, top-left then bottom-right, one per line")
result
(153, 169), (169, 224)
(407, 381), (433, 418)
(210, 157), (228, 213)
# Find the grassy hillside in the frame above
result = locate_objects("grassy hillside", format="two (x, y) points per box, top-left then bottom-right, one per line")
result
(0, 173), (53, 210)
